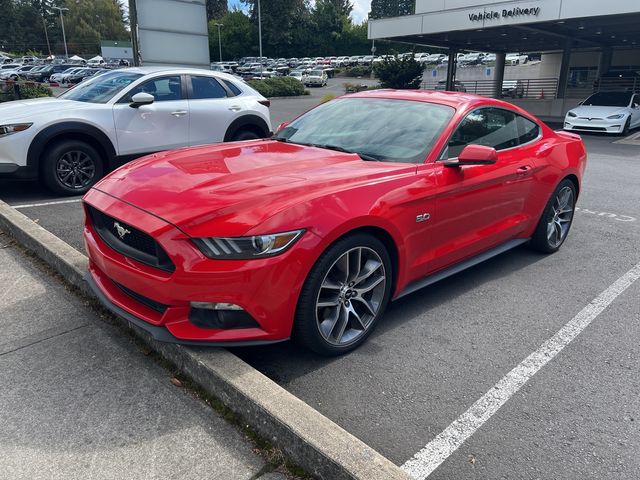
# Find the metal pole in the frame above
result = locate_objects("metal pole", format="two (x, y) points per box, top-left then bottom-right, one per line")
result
(215, 23), (223, 62)
(42, 16), (52, 57)
(53, 7), (69, 59)
(257, 0), (262, 59)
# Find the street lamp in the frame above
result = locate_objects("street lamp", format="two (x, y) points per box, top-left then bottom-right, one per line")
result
(214, 23), (223, 62)
(257, 0), (263, 59)
(52, 6), (69, 59)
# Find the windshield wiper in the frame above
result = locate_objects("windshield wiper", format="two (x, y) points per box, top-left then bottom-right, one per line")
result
(303, 143), (381, 161)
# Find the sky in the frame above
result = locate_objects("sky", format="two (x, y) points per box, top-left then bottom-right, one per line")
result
(226, 0), (372, 23)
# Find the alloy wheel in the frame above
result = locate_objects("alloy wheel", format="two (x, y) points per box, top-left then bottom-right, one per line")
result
(56, 150), (96, 190)
(547, 186), (574, 248)
(315, 246), (386, 346)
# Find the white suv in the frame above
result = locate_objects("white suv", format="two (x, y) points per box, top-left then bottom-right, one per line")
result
(0, 67), (272, 195)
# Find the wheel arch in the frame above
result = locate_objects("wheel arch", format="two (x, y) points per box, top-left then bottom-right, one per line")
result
(27, 122), (117, 176)
(223, 115), (270, 142)
(564, 173), (580, 197)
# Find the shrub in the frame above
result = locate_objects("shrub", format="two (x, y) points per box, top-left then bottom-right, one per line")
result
(320, 94), (336, 104)
(0, 82), (53, 102)
(373, 54), (423, 89)
(345, 66), (371, 78)
(343, 82), (376, 93)
(247, 76), (305, 97)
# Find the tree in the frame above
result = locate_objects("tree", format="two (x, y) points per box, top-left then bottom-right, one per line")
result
(369, 0), (413, 19)
(206, 0), (227, 21)
(63, 0), (129, 54)
(242, 0), (307, 57)
(373, 53), (423, 89)
(208, 10), (254, 61)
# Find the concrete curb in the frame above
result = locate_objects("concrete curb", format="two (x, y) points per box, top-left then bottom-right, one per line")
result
(0, 199), (412, 480)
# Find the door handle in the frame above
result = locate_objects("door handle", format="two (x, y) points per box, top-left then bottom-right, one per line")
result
(228, 105), (242, 112)
(171, 110), (187, 117)
(516, 165), (532, 175)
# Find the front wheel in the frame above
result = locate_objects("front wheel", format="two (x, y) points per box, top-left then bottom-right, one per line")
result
(529, 179), (576, 253)
(294, 234), (392, 355)
(621, 117), (631, 136)
(41, 140), (104, 195)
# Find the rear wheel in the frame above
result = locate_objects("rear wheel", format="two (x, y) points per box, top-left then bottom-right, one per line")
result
(41, 139), (104, 195)
(232, 129), (262, 141)
(294, 234), (392, 355)
(529, 179), (576, 253)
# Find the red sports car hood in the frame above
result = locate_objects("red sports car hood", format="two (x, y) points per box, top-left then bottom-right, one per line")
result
(93, 140), (415, 237)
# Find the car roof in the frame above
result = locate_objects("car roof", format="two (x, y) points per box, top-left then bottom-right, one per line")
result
(343, 89), (529, 112)
(118, 66), (226, 76)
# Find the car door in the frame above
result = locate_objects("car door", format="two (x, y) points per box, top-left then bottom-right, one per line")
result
(426, 107), (538, 274)
(186, 74), (241, 145)
(112, 75), (189, 156)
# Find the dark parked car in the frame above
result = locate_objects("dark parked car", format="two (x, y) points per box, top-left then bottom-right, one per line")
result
(434, 79), (467, 92)
(27, 64), (80, 82)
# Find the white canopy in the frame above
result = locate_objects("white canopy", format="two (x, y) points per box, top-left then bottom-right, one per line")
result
(69, 55), (84, 61)
(88, 55), (103, 62)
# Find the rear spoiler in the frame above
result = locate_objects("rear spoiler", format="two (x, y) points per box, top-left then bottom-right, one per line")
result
(555, 130), (582, 141)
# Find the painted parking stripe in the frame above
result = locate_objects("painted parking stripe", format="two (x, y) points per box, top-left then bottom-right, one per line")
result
(402, 261), (640, 479)
(12, 198), (82, 209)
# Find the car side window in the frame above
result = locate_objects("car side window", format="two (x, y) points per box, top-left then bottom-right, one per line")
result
(516, 115), (540, 145)
(222, 79), (242, 96)
(446, 108), (520, 158)
(122, 76), (183, 103)
(191, 76), (228, 99)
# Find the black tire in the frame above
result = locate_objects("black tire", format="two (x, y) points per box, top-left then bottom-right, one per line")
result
(232, 129), (262, 141)
(293, 233), (393, 356)
(529, 179), (576, 254)
(621, 117), (631, 136)
(41, 139), (104, 196)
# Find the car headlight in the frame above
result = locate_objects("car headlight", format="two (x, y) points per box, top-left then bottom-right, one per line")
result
(607, 114), (624, 119)
(0, 123), (33, 138)
(567, 111), (577, 118)
(193, 229), (305, 260)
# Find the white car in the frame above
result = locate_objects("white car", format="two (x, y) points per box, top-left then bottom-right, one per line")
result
(506, 53), (528, 65)
(0, 67), (272, 195)
(564, 91), (640, 135)
(0, 65), (36, 80)
(303, 69), (328, 87)
(50, 67), (85, 84)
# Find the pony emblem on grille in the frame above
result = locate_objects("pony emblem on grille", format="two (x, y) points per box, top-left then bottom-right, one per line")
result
(113, 221), (131, 240)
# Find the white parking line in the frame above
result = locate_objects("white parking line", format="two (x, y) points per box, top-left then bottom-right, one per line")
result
(401, 261), (640, 479)
(12, 199), (82, 209)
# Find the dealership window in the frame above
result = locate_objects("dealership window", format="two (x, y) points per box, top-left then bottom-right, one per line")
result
(446, 108), (520, 158)
(191, 76), (228, 99)
(123, 76), (182, 102)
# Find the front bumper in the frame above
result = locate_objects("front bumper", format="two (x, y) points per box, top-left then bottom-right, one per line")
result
(563, 117), (626, 134)
(83, 188), (317, 345)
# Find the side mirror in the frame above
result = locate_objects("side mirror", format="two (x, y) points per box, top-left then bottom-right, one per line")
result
(276, 121), (289, 132)
(443, 144), (498, 167)
(129, 92), (154, 108)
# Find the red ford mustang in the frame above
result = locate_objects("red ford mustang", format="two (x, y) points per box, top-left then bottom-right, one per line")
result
(83, 90), (587, 355)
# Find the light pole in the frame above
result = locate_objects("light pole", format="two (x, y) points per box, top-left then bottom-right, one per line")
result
(53, 6), (69, 59)
(257, 0), (263, 59)
(214, 23), (223, 62)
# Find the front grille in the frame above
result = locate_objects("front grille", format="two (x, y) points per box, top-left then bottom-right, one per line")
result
(87, 205), (175, 272)
(573, 126), (606, 131)
(115, 282), (168, 314)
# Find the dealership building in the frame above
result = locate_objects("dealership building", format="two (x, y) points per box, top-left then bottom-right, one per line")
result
(369, 0), (640, 119)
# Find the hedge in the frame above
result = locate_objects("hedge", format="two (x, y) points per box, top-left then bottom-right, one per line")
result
(247, 76), (305, 97)
(0, 82), (53, 102)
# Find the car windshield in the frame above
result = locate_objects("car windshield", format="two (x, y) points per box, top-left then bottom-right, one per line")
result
(583, 92), (632, 107)
(59, 70), (143, 103)
(309, 70), (323, 76)
(273, 97), (455, 164)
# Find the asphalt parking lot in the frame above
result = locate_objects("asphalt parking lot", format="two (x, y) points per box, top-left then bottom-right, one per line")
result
(1, 99), (639, 478)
